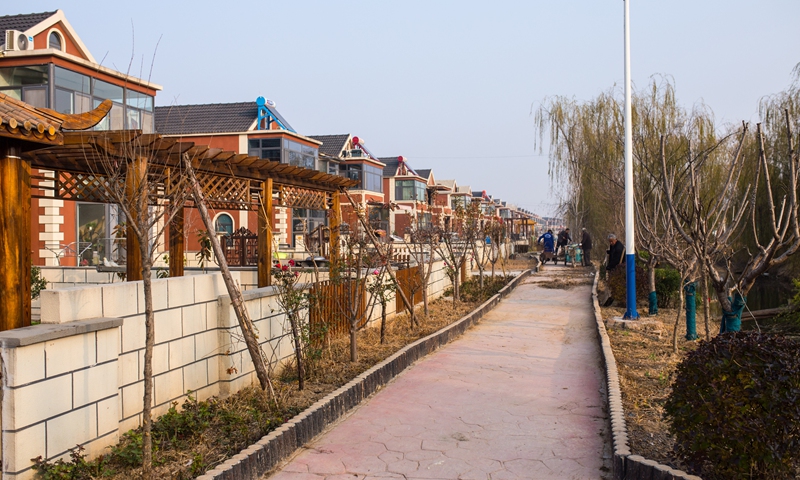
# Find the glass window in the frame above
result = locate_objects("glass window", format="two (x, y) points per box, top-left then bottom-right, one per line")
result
(0, 66), (48, 88)
(214, 213), (234, 236)
(23, 87), (47, 108)
(249, 138), (282, 160)
(141, 112), (153, 133)
(49, 31), (62, 50)
(396, 179), (426, 201)
(55, 66), (91, 93)
(292, 208), (327, 247)
(93, 79), (124, 103)
(77, 203), (107, 266)
(55, 87), (73, 114)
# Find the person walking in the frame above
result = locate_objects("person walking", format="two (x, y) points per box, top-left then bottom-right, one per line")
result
(580, 228), (592, 266)
(556, 228), (572, 257)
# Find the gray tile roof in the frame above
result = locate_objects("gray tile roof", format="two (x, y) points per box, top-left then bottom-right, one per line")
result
(309, 134), (350, 157)
(154, 101), (294, 135)
(379, 157), (400, 177)
(416, 169), (432, 180)
(0, 11), (56, 47)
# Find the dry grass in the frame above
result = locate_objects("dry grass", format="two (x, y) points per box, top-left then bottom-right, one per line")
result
(603, 302), (714, 472)
(103, 294), (493, 479)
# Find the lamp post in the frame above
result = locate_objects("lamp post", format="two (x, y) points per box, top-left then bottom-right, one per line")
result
(623, 0), (639, 319)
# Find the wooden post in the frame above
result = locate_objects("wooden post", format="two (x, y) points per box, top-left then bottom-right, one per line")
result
(460, 256), (468, 285)
(257, 178), (273, 288)
(126, 156), (145, 281)
(329, 192), (342, 273)
(0, 140), (31, 330)
(169, 207), (184, 277)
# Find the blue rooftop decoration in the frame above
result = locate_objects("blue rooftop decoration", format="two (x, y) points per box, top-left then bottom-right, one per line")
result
(256, 96), (295, 133)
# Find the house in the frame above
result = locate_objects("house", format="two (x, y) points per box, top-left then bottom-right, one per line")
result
(309, 134), (386, 234)
(154, 99), (329, 257)
(0, 10), (161, 267)
(379, 156), (432, 236)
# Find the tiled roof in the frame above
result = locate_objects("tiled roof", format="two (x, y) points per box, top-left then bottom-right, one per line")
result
(0, 11), (56, 47)
(416, 169), (432, 179)
(379, 157), (400, 177)
(309, 134), (350, 157)
(439, 179), (457, 189)
(0, 92), (63, 145)
(154, 101), (294, 135)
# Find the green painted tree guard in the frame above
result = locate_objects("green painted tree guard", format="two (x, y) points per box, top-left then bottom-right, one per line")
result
(648, 290), (658, 315)
(720, 292), (746, 333)
(684, 281), (697, 340)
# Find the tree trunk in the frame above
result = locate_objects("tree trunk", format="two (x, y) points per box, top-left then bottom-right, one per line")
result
(648, 260), (658, 315)
(672, 284), (684, 354)
(183, 155), (273, 394)
(350, 321), (357, 362)
(288, 307), (306, 389)
(141, 262), (154, 478)
(380, 300), (387, 344)
(702, 275), (711, 340)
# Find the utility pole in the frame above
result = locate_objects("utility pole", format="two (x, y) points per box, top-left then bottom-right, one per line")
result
(623, 0), (639, 319)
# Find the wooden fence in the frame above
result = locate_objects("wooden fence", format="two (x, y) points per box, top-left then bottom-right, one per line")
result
(395, 265), (423, 314)
(309, 279), (367, 340)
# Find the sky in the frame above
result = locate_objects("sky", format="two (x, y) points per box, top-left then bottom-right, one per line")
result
(5, 1), (799, 217)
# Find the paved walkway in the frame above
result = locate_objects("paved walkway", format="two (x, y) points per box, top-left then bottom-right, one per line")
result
(267, 269), (611, 479)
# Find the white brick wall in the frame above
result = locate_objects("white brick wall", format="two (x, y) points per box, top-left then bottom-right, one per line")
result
(2, 266), (453, 478)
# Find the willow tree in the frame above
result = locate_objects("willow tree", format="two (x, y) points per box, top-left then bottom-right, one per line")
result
(534, 87), (624, 238)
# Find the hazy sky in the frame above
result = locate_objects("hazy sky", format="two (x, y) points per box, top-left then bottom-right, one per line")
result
(7, 1), (799, 216)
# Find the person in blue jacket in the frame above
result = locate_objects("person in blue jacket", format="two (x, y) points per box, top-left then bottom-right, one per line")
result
(538, 229), (555, 252)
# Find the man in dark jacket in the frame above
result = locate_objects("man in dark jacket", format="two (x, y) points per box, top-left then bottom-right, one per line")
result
(606, 233), (625, 271)
(580, 228), (593, 266)
(556, 228), (572, 257)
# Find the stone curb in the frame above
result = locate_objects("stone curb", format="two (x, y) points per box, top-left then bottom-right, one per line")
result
(591, 274), (702, 480)
(198, 270), (533, 480)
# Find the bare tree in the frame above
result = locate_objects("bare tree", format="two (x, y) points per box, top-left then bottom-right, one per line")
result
(87, 134), (193, 476)
(661, 112), (800, 332)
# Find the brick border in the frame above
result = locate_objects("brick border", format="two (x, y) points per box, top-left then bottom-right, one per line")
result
(197, 270), (532, 480)
(590, 273), (702, 480)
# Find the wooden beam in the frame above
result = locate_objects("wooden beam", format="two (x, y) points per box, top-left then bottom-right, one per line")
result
(169, 207), (185, 278)
(0, 140), (31, 330)
(126, 156), (146, 281)
(329, 192), (341, 273)
(258, 178), (273, 288)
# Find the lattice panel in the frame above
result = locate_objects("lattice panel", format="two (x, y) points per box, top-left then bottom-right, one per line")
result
(278, 186), (328, 209)
(168, 172), (256, 210)
(57, 172), (115, 202)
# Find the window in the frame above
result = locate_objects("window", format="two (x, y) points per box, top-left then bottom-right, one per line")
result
(248, 138), (282, 161)
(338, 164), (382, 192)
(53, 66), (154, 131)
(214, 213), (234, 237)
(395, 179), (426, 202)
(48, 31), (62, 51)
(0, 66), (49, 106)
(77, 203), (107, 266)
(292, 209), (327, 247)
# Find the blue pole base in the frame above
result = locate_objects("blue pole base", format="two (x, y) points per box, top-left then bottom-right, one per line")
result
(623, 253), (639, 319)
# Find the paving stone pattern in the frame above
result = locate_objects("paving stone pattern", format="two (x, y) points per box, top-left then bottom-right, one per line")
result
(267, 269), (611, 479)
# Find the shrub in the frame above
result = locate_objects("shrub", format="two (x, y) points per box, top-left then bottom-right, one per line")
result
(459, 275), (511, 303)
(664, 331), (800, 479)
(655, 267), (681, 308)
(606, 264), (648, 306)
(31, 265), (47, 299)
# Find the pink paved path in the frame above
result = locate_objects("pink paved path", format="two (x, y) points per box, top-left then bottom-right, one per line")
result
(268, 270), (611, 479)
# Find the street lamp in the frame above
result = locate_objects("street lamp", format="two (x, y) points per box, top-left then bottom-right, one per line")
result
(623, 0), (639, 319)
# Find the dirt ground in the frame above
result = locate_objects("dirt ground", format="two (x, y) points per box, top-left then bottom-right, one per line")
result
(601, 283), (714, 473)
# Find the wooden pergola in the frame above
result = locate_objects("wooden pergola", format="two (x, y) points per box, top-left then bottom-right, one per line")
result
(1, 93), (356, 330)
